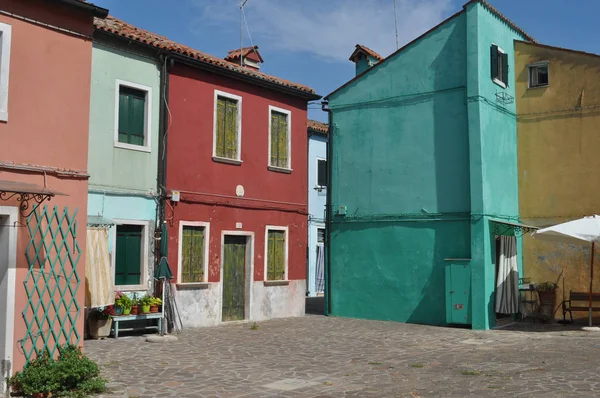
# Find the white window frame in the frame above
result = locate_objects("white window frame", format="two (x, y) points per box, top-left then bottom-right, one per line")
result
(268, 105), (292, 172)
(316, 157), (327, 189)
(528, 61), (549, 89)
(264, 225), (289, 282)
(0, 22), (12, 122)
(111, 219), (149, 291)
(177, 221), (210, 285)
(213, 90), (243, 164)
(492, 44), (507, 89)
(114, 79), (153, 153)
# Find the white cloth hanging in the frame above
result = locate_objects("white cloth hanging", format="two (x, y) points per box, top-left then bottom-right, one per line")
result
(85, 228), (114, 308)
(495, 235), (519, 314)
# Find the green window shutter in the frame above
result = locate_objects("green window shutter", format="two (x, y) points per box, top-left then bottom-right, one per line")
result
(115, 225), (143, 286)
(317, 159), (327, 187)
(490, 44), (498, 81)
(267, 230), (285, 280)
(270, 112), (289, 168)
(501, 52), (509, 86)
(118, 86), (146, 146)
(181, 226), (205, 283)
(215, 96), (238, 159)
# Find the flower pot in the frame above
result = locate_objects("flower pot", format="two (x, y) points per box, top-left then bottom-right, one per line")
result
(538, 290), (556, 306)
(114, 306), (124, 316)
(141, 305), (151, 314)
(88, 313), (112, 339)
(123, 308), (131, 315)
(130, 305), (139, 315)
(150, 305), (159, 313)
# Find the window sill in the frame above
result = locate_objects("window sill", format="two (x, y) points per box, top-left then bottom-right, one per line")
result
(114, 142), (151, 153)
(213, 156), (242, 165)
(314, 186), (327, 191)
(263, 280), (290, 286)
(493, 78), (507, 89)
(176, 282), (210, 289)
(0, 110), (7, 122)
(115, 285), (147, 292)
(268, 166), (292, 174)
(528, 84), (549, 90)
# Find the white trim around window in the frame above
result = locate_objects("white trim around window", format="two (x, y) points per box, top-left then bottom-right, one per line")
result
(263, 225), (289, 283)
(177, 221), (210, 286)
(268, 105), (292, 172)
(492, 44), (507, 89)
(0, 22), (12, 122)
(113, 79), (153, 153)
(111, 219), (150, 291)
(316, 157), (327, 189)
(213, 90), (243, 164)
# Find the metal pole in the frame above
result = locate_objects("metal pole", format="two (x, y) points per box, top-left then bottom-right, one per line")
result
(590, 242), (595, 327)
(240, 1), (243, 66)
(393, 0), (399, 50)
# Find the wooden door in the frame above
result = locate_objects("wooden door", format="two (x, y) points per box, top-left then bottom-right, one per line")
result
(222, 236), (246, 321)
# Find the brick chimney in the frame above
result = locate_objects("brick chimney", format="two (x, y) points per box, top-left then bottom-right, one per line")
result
(349, 44), (383, 76)
(225, 46), (264, 70)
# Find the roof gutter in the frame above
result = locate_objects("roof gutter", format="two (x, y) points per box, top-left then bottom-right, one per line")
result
(169, 53), (321, 101)
(54, 0), (109, 18)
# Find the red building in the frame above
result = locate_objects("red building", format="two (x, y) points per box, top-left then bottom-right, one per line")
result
(165, 47), (319, 326)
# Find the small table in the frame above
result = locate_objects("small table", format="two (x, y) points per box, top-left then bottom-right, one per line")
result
(519, 284), (539, 322)
(112, 312), (163, 338)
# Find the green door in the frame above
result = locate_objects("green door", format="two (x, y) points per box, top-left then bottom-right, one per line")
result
(445, 262), (471, 325)
(222, 236), (246, 321)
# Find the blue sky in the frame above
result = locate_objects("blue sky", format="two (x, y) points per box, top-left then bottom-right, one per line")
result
(92, 0), (600, 122)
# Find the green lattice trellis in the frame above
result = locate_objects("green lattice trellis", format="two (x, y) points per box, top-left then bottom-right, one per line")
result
(20, 205), (81, 363)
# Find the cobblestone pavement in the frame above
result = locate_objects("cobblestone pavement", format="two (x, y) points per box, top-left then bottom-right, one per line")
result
(86, 316), (600, 397)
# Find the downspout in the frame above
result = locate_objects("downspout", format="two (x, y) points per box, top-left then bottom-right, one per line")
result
(157, 54), (172, 246)
(307, 127), (312, 297)
(322, 101), (332, 316)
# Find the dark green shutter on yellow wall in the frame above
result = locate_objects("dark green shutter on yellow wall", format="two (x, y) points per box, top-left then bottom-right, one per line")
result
(267, 230), (285, 280)
(270, 111), (289, 168)
(115, 225), (142, 286)
(118, 86), (146, 146)
(216, 96), (239, 159)
(181, 226), (204, 283)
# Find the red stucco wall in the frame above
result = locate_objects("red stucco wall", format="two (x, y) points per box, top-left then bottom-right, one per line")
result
(0, 1), (93, 373)
(166, 63), (308, 283)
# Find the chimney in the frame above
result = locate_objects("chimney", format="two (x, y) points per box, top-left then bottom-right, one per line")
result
(349, 44), (383, 76)
(225, 46), (264, 70)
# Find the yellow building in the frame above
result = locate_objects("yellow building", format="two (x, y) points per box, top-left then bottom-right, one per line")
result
(515, 40), (600, 319)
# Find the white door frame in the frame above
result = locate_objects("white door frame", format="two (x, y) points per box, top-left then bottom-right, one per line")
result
(0, 206), (18, 392)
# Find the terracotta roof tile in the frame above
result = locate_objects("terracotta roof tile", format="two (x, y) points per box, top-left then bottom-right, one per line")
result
(94, 16), (317, 96)
(308, 119), (328, 135)
(349, 44), (384, 62)
(225, 46), (264, 63)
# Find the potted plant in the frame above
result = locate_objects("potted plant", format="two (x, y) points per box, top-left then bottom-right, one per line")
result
(115, 292), (132, 316)
(130, 297), (139, 315)
(88, 305), (114, 339)
(139, 295), (153, 314)
(536, 281), (558, 305)
(150, 297), (162, 313)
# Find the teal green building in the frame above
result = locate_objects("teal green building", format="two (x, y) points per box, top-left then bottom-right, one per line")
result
(324, 0), (534, 330)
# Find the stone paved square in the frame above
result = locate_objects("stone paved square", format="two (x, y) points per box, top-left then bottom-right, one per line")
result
(85, 316), (600, 397)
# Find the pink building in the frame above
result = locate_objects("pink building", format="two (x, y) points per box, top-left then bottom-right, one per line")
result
(0, 0), (107, 386)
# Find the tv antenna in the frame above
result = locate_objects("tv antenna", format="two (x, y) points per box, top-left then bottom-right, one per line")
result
(394, 0), (399, 49)
(240, 0), (249, 66)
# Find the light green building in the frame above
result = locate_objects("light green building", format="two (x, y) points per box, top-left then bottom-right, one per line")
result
(87, 23), (162, 293)
(325, 0), (534, 330)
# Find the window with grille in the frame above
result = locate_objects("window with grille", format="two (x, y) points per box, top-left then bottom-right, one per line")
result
(180, 225), (206, 283)
(529, 63), (549, 88)
(491, 44), (509, 87)
(214, 92), (241, 161)
(115, 224), (143, 286)
(266, 228), (287, 281)
(117, 84), (149, 147)
(317, 228), (325, 244)
(269, 107), (291, 169)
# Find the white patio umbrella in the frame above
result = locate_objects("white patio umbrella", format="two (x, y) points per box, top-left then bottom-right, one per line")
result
(532, 215), (600, 327)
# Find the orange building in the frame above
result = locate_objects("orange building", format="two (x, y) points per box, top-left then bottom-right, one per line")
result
(0, 0), (107, 386)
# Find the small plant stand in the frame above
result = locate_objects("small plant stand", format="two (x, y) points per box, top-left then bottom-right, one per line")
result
(112, 311), (164, 338)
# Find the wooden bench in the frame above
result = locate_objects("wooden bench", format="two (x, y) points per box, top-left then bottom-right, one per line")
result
(562, 290), (600, 322)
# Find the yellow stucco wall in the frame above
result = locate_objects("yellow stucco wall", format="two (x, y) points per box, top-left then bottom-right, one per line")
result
(515, 41), (600, 318)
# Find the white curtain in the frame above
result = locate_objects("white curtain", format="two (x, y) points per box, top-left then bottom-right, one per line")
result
(85, 228), (114, 308)
(495, 235), (519, 314)
(315, 244), (325, 293)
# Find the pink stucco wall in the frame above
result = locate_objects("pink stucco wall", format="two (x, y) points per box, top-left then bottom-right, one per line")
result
(0, 0), (93, 373)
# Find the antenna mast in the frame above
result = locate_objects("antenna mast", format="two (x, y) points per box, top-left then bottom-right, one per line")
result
(394, 0), (399, 49)
(240, 0), (249, 66)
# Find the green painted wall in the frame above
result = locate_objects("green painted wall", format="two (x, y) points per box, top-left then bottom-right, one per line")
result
(88, 43), (161, 194)
(327, 14), (471, 326)
(327, 2), (526, 330)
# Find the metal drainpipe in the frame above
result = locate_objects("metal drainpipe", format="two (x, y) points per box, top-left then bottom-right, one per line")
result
(157, 53), (171, 252)
(322, 101), (332, 316)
